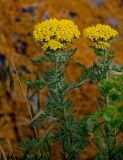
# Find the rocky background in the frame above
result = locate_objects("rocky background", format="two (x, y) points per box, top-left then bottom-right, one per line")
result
(0, 0), (123, 159)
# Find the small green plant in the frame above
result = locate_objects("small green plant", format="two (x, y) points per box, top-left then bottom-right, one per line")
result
(83, 24), (123, 160)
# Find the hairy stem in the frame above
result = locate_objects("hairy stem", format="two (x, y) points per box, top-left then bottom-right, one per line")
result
(54, 56), (70, 159)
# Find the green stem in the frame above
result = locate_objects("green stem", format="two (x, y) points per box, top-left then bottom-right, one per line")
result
(95, 50), (113, 156)
(54, 55), (70, 159)
(104, 51), (112, 150)
(105, 51), (109, 107)
(102, 50), (118, 153)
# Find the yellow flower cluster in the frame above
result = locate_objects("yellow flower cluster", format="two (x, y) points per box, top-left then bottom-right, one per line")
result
(83, 24), (118, 50)
(95, 41), (110, 50)
(83, 24), (118, 42)
(42, 40), (63, 51)
(33, 18), (80, 51)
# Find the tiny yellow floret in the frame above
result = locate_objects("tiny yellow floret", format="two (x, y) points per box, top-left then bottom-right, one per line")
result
(33, 18), (80, 51)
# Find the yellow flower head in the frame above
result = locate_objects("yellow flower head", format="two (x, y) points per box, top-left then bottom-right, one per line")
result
(42, 40), (64, 51)
(33, 18), (80, 51)
(83, 24), (118, 50)
(83, 24), (118, 42)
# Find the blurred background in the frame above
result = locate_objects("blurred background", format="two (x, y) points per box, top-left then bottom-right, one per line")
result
(0, 0), (123, 159)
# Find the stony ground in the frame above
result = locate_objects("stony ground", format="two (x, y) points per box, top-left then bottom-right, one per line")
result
(0, 0), (123, 159)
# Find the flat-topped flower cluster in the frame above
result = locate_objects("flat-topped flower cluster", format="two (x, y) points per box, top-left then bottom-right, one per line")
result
(83, 24), (118, 42)
(83, 24), (118, 50)
(33, 18), (80, 51)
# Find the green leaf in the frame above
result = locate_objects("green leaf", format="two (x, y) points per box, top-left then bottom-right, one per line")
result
(67, 48), (77, 57)
(119, 124), (123, 133)
(111, 65), (123, 72)
(73, 61), (86, 69)
(23, 152), (30, 160)
(22, 76), (45, 91)
(103, 107), (115, 122)
(103, 107), (123, 129)
(93, 111), (102, 119)
(92, 122), (104, 132)
(32, 57), (49, 63)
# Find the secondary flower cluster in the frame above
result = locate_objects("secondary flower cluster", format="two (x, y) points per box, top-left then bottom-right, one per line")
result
(94, 41), (110, 50)
(33, 18), (80, 51)
(83, 24), (118, 50)
(42, 40), (63, 51)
